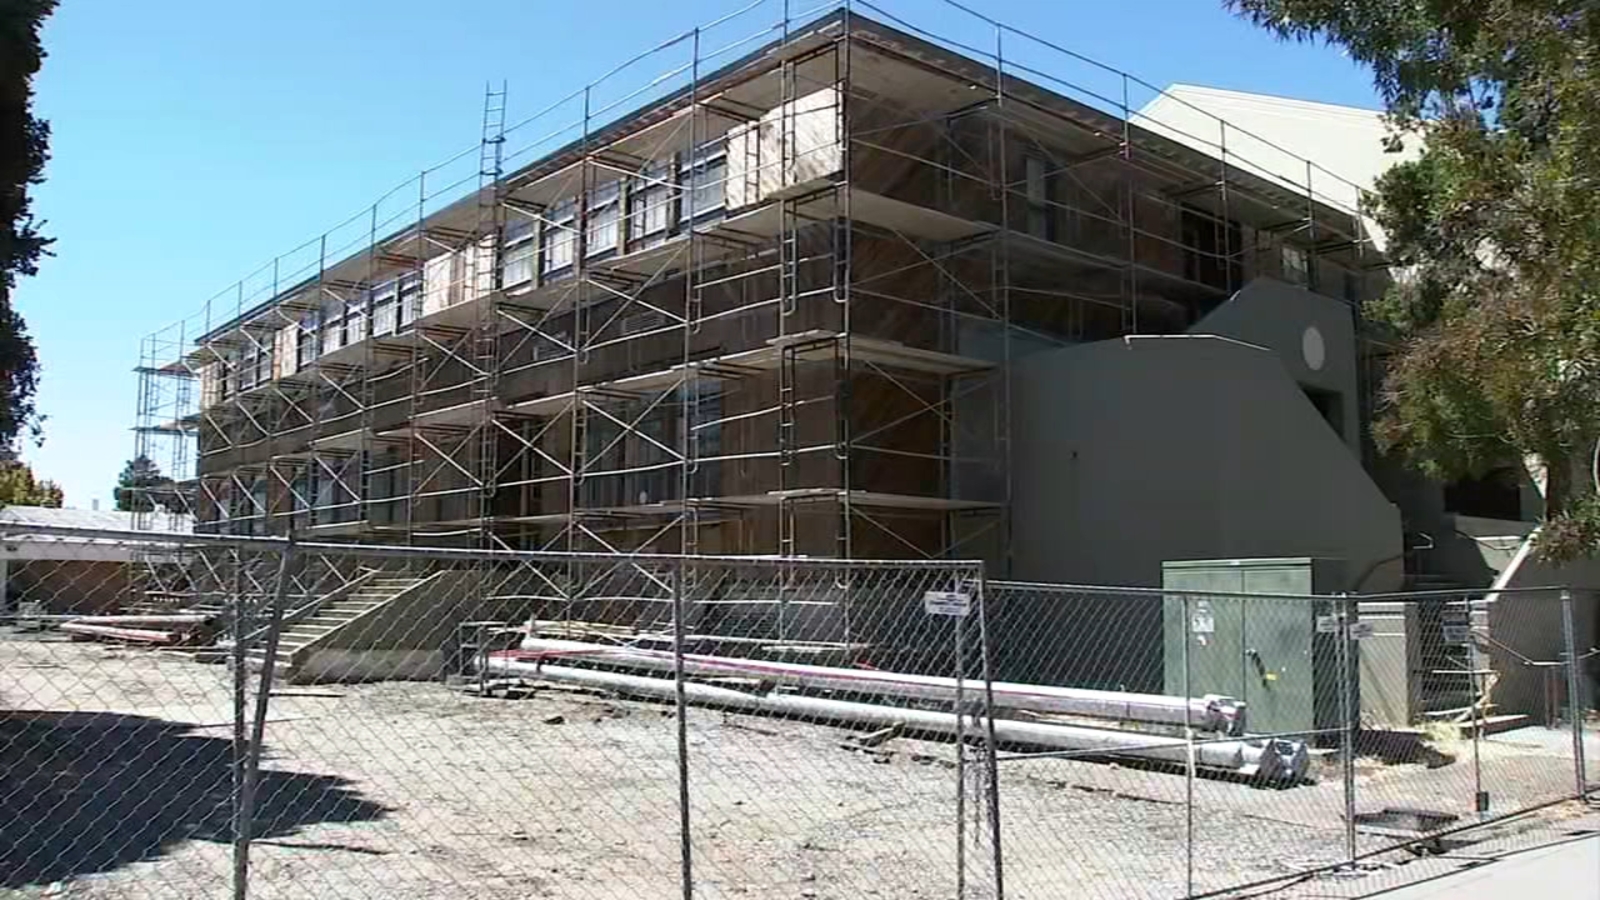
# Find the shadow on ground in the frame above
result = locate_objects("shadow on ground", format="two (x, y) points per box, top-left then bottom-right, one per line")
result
(0, 710), (387, 887)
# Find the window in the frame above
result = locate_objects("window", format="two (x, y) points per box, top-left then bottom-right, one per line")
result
(627, 162), (673, 250)
(684, 383), (721, 497)
(1181, 206), (1243, 292)
(586, 181), (621, 259)
(320, 299), (346, 355)
(291, 469), (312, 524)
(343, 293), (369, 344)
(1281, 245), (1311, 287)
(251, 479), (269, 535)
(1024, 156), (1050, 239)
(620, 309), (668, 335)
(255, 343), (272, 387)
(628, 410), (674, 505)
(229, 477), (268, 536)
(542, 198), (576, 277)
(678, 142), (727, 225)
(297, 312), (321, 367)
(217, 355), (235, 402)
(398, 271), (422, 329)
(502, 215), (538, 287)
(531, 329), (570, 362)
(236, 340), (272, 393)
(371, 281), (399, 337)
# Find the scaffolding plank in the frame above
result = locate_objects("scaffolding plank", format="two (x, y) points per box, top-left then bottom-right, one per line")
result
(305, 519), (370, 536)
(764, 489), (1002, 511)
(846, 336), (993, 375)
(415, 397), (496, 427)
(847, 189), (996, 242)
(309, 428), (373, 453)
(504, 392), (577, 417)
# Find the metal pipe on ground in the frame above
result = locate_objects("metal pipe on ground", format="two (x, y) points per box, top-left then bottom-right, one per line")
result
(63, 613), (213, 627)
(59, 622), (181, 644)
(481, 655), (1309, 784)
(510, 637), (1248, 735)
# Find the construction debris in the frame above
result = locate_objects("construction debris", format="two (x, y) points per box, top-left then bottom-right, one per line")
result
(58, 613), (215, 646)
(853, 724), (903, 748)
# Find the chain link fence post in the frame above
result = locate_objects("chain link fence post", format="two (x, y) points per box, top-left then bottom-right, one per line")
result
(951, 572), (968, 899)
(234, 538), (297, 900)
(975, 572), (1005, 900)
(672, 558), (694, 900)
(1181, 592), (1194, 899)
(1468, 591), (1487, 817)
(1339, 593), (1356, 869)
(1562, 588), (1587, 800)
(230, 548), (250, 900)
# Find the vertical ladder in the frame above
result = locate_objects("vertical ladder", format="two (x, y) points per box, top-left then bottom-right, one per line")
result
(475, 82), (507, 536)
(777, 342), (799, 559)
(779, 198), (800, 318)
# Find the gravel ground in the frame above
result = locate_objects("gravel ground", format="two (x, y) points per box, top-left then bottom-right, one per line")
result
(1, 636), (1595, 900)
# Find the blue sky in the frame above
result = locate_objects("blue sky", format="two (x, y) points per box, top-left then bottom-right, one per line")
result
(20, 0), (1376, 508)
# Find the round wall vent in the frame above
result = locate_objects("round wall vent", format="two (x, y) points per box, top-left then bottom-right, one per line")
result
(1302, 325), (1326, 372)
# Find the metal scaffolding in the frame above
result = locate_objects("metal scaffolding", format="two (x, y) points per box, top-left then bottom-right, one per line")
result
(132, 0), (1374, 574)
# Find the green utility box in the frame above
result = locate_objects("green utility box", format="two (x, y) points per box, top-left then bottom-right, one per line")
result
(1162, 558), (1351, 740)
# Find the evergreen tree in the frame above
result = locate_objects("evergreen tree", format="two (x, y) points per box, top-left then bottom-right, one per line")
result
(115, 455), (172, 513)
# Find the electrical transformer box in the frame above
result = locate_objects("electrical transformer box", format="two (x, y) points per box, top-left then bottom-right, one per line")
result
(1162, 558), (1351, 740)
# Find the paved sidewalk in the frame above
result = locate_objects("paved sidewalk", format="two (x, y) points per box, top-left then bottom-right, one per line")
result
(1371, 834), (1598, 898)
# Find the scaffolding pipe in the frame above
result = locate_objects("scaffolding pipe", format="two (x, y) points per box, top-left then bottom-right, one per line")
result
(481, 654), (1308, 783)
(510, 637), (1247, 734)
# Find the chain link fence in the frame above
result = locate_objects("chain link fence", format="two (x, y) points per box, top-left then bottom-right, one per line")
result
(0, 527), (1594, 898)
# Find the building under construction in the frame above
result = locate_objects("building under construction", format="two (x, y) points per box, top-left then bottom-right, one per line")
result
(133, 3), (1380, 572)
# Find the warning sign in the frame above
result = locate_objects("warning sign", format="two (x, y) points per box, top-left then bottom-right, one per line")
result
(1190, 600), (1216, 635)
(923, 591), (971, 617)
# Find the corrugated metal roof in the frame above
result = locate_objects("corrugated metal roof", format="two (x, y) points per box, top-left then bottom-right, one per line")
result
(0, 506), (193, 534)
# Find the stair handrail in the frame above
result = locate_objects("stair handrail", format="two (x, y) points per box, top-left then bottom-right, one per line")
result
(238, 569), (380, 651)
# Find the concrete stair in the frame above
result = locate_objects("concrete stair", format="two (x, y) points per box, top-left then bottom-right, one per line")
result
(245, 574), (427, 679)
(1402, 571), (1489, 715)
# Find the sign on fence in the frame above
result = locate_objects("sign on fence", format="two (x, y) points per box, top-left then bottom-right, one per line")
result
(922, 590), (971, 617)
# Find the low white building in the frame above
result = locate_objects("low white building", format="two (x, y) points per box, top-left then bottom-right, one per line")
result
(0, 506), (193, 615)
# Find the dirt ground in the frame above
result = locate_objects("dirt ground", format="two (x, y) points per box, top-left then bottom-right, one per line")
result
(2, 635), (1596, 899)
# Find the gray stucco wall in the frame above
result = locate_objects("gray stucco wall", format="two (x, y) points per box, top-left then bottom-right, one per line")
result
(1190, 278), (1361, 452)
(1493, 550), (1600, 718)
(1009, 334), (1403, 592)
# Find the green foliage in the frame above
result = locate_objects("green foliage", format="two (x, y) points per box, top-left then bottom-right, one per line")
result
(115, 455), (172, 513)
(1230, 0), (1600, 560)
(0, 0), (55, 450)
(0, 459), (60, 507)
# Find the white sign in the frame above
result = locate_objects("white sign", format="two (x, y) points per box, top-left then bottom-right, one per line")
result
(1348, 621), (1375, 641)
(1316, 615), (1340, 634)
(1190, 600), (1216, 635)
(1442, 624), (1472, 644)
(923, 591), (971, 617)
